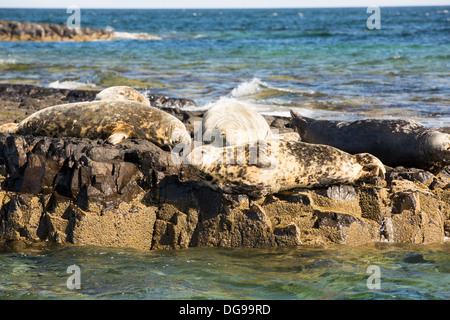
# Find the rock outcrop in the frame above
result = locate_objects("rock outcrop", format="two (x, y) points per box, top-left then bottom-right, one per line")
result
(0, 20), (114, 41)
(0, 132), (448, 250)
(0, 83), (447, 249)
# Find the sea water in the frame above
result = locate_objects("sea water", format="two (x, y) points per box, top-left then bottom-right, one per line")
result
(0, 240), (449, 300)
(0, 7), (449, 125)
(0, 7), (449, 300)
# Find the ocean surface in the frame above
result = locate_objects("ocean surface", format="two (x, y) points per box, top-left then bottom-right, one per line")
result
(0, 7), (449, 126)
(0, 7), (449, 300)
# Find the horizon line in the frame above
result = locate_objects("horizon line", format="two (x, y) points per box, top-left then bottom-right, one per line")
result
(0, 4), (449, 9)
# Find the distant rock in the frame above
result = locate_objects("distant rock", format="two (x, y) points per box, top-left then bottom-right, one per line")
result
(0, 20), (114, 41)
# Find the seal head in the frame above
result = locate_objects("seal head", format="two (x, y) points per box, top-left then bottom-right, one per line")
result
(95, 86), (151, 106)
(419, 130), (450, 170)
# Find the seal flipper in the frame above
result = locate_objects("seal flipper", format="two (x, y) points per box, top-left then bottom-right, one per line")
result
(0, 123), (19, 134)
(354, 153), (386, 180)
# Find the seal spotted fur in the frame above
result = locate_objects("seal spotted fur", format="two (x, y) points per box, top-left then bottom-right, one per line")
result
(3, 100), (191, 147)
(185, 140), (385, 197)
(95, 86), (151, 106)
(290, 111), (450, 171)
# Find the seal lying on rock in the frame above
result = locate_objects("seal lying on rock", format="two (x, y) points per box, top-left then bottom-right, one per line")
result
(185, 140), (385, 197)
(94, 86), (151, 106)
(200, 98), (274, 146)
(0, 100), (191, 147)
(290, 111), (450, 171)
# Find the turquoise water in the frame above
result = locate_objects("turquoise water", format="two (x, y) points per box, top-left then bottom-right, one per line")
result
(0, 241), (448, 300)
(0, 7), (449, 125)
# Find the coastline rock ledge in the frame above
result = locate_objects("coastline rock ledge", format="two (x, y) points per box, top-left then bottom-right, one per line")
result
(0, 20), (114, 41)
(0, 131), (449, 250)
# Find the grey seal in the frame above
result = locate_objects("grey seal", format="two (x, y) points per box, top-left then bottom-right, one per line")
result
(290, 111), (450, 171)
(185, 139), (385, 197)
(0, 100), (191, 147)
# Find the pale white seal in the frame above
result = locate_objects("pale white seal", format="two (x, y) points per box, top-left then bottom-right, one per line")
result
(200, 98), (274, 146)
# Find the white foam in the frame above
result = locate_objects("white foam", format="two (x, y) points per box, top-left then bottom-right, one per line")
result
(182, 79), (340, 120)
(181, 96), (337, 121)
(113, 32), (162, 40)
(49, 80), (97, 90)
(231, 78), (269, 98)
(231, 77), (297, 98)
(0, 56), (17, 64)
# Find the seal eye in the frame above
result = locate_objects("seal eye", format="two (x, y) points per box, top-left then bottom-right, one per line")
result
(203, 173), (213, 181)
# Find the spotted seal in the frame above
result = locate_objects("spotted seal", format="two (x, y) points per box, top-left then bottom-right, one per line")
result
(290, 110), (450, 171)
(1, 100), (191, 147)
(200, 98), (275, 146)
(185, 139), (385, 197)
(94, 86), (151, 106)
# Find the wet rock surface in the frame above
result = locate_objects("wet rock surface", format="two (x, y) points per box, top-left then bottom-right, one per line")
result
(0, 84), (448, 249)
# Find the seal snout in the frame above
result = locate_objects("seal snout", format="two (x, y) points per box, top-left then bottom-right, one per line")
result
(0, 123), (19, 134)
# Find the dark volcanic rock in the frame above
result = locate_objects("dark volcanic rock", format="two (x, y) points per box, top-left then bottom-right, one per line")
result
(0, 134), (180, 202)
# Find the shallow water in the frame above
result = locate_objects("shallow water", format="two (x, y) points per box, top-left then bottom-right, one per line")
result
(0, 241), (448, 300)
(0, 7), (449, 125)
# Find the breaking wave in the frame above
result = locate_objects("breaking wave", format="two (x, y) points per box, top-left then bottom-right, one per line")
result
(48, 80), (97, 90)
(113, 31), (162, 40)
(231, 78), (296, 98)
